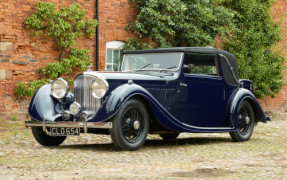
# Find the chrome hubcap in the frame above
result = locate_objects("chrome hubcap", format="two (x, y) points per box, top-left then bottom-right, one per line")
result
(245, 117), (250, 124)
(133, 121), (140, 130)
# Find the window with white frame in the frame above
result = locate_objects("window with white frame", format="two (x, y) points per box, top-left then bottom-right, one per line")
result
(105, 41), (125, 71)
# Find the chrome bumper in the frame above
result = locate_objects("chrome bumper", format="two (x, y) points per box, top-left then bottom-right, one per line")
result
(25, 118), (113, 133)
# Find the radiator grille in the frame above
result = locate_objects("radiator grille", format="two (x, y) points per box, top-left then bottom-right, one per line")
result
(74, 75), (101, 115)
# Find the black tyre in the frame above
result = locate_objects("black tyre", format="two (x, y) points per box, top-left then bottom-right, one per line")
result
(110, 99), (149, 151)
(229, 101), (255, 142)
(31, 127), (66, 146)
(159, 133), (180, 140)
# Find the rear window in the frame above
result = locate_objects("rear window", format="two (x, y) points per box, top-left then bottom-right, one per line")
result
(183, 53), (219, 76)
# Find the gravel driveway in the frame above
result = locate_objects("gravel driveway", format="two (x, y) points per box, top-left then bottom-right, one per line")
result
(0, 114), (287, 179)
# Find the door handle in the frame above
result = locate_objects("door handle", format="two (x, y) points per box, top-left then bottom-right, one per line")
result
(180, 83), (187, 87)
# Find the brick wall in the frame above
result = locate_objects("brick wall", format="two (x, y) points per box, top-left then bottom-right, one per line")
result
(97, 0), (137, 70)
(0, 0), (138, 119)
(0, 0), (286, 119)
(258, 0), (287, 113)
(0, 0), (98, 119)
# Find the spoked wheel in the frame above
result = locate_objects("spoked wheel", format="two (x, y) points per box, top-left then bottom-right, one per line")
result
(110, 99), (149, 151)
(121, 107), (145, 143)
(31, 126), (66, 146)
(230, 101), (255, 142)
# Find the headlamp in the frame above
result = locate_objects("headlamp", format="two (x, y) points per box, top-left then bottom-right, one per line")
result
(90, 77), (108, 99)
(69, 102), (81, 116)
(51, 78), (69, 99)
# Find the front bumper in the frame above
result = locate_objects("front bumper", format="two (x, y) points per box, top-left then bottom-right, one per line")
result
(25, 118), (113, 133)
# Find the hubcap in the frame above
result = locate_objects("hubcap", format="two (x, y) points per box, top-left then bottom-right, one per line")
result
(133, 121), (140, 130)
(245, 117), (250, 124)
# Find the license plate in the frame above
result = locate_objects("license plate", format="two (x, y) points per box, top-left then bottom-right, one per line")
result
(50, 127), (80, 136)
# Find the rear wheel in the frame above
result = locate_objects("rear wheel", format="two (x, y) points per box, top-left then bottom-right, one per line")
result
(159, 133), (180, 140)
(31, 127), (66, 146)
(229, 101), (255, 142)
(110, 99), (149, 151)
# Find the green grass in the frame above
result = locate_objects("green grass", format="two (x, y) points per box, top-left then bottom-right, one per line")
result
(0, 119), (26, 131)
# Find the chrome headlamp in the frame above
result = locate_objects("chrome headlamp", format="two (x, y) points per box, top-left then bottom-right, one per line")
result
(51, 78), (69, 99)
(69, 102), (81, 116)
(90, 77), (109, 99)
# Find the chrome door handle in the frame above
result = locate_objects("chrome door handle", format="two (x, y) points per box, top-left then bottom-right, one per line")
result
(180, 83), (187, 87)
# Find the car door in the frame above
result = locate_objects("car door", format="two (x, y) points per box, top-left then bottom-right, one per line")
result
(172, 53), (228, 128)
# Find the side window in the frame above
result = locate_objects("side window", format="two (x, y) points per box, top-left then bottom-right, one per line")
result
(184, 53), (219, 76)
(105, 41), (125, 71)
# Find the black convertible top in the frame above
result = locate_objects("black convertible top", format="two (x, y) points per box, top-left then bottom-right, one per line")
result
(124, 47), (223, 54)
(123, 47), (239, 86)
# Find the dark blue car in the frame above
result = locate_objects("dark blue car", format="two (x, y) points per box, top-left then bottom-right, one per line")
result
(26, 47), (270, 151)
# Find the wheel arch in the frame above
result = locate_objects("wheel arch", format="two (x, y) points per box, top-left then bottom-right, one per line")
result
(94, 83), (171, 132)
(126, 94), (166, 132)
(242, 97), (262, 123)
(228, 88), (266, 127)
(28, 84), (74, 122)
(128, 94), (155, 123)
(93, 83), (160, 124)
(109, 97), (150, 151)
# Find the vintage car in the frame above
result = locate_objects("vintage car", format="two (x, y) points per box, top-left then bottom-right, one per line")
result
(25, 47), (270, 151)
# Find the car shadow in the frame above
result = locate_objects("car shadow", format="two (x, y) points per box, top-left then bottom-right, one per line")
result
(48, 136), (231, 152)
(145, 136), (231, 147)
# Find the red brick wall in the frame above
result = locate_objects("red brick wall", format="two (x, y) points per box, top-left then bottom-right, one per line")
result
(0, 0), (286, 119)
(0, 0), (97, 119)
(258, 0), (287, 113)
(97, 0), (137, 70)
(0, 0), (138, 119)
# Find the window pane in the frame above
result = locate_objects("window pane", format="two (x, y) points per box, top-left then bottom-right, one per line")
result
(113, 64), (119, 71)
(107, 49), (113, 63)
(118, 50), (123, 67)
(192, 66), (217, 74)
(113, 50), (119, 64)
(106, 64), (112, 71)
(184, 54), (218, 76)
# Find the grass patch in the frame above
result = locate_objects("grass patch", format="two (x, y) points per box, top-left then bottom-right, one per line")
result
(0, 119), (26, 131)
(10, 115), (17, 121)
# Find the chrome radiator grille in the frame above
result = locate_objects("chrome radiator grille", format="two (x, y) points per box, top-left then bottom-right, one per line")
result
(74, 75), (101, 115)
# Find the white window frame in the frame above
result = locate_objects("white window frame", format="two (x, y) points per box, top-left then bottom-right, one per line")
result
(105, 41), (125, 71)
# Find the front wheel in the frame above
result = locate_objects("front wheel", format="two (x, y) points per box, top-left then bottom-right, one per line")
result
(229, 101), (255, 142)
(110, 99), (149, 151)
(31, 127), (66, 146)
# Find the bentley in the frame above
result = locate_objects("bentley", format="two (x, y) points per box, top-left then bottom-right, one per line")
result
(25, 47), (270, 151)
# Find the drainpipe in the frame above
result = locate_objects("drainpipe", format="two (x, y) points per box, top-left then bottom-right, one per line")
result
(95, 0), (99, 71)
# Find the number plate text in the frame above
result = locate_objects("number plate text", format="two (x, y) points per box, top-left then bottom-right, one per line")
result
(50, 127), (80, 136)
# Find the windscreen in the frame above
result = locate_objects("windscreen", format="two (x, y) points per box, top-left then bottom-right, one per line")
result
(121, 53), (183, 72)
